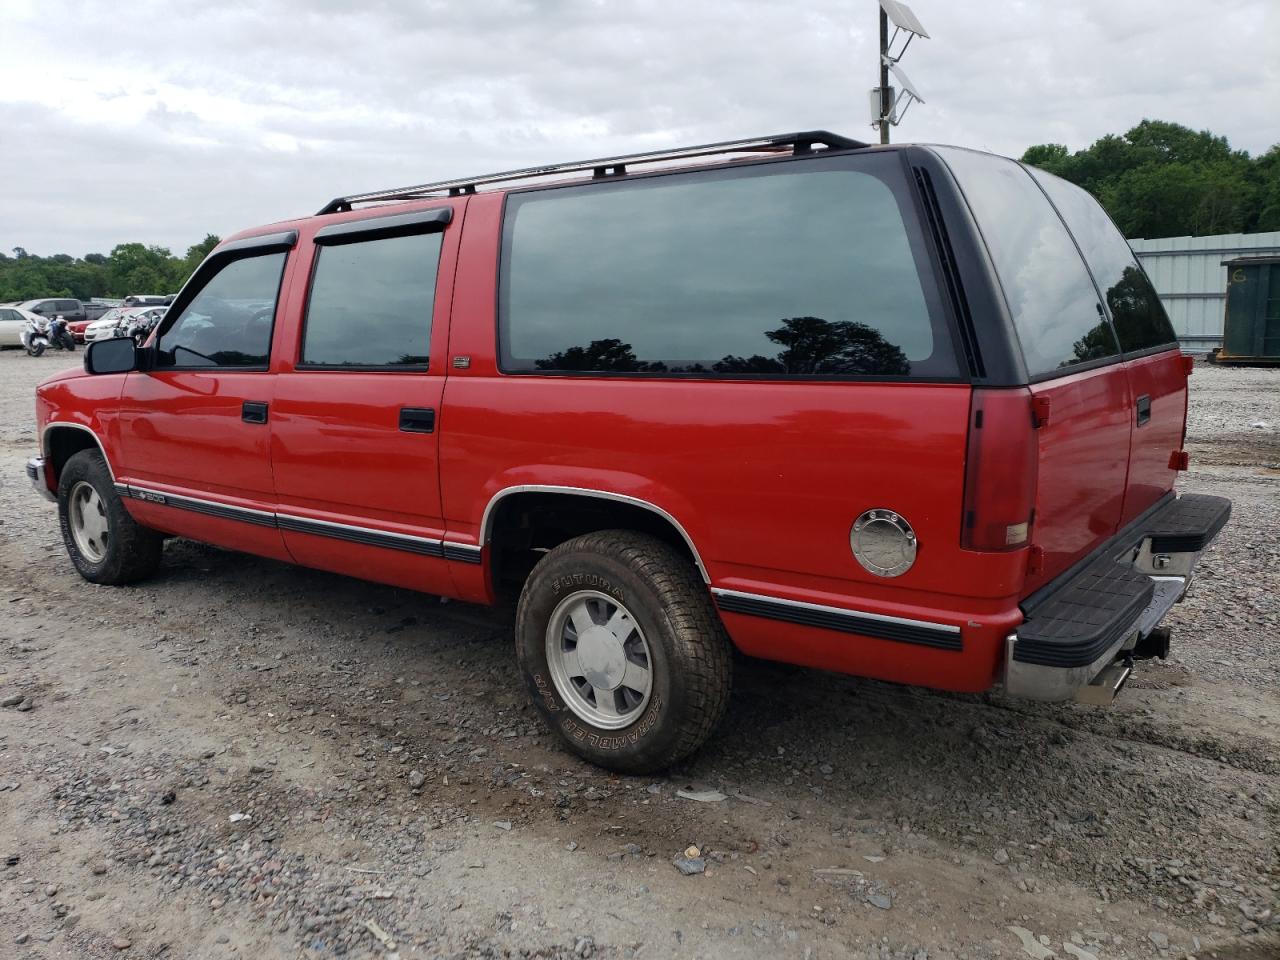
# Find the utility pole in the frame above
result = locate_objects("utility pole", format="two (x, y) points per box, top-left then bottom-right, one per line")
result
(871, 1), (928, 142)
(879, 7), (891, 144)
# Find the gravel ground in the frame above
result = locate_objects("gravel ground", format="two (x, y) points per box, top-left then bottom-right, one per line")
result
(0, 350), (1276, 960)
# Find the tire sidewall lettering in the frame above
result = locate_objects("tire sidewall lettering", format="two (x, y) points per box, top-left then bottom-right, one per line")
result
(549, 572), (625, 603)
(559, 695), (663, 751)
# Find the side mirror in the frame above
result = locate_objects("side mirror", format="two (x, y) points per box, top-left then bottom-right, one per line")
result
(85, 336), (141, 375)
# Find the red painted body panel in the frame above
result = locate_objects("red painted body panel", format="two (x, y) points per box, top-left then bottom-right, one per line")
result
(1119, 350), (1185, 524)
(1024, 364), (1134, 593)
(438, 193), (1020, 691)
(265, 202), (463, 595)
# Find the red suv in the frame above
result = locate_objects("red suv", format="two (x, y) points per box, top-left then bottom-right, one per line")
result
(26, 132), (1229, 772)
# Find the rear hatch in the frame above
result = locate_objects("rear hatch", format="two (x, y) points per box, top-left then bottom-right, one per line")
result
(1027, 167), (1187, 529)
(935, 148), (1185, 593)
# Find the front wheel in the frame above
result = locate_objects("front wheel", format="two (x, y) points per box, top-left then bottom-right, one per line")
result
(57, 449), (163, 584)
(516, 530), (732, 774)
(27, 341), (46, 357)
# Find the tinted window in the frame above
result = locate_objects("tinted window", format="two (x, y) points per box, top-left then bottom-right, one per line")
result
(301, 232), (441, 368)
(56, 300), (78, 312)
(156, 252), (286, 368)
(1029, 169), (1177, 354)
(500, 153), (953, 378)
(936, 147), (1120, 378)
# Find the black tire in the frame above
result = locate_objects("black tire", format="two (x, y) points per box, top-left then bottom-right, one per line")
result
(516, 530), (732, 774)
(28, 342), (45, 357)
(57, 449), (163, 585)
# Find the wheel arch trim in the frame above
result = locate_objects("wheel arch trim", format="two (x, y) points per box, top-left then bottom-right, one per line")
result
(478, 484), (710, 583)
(42, 421), (116, 482)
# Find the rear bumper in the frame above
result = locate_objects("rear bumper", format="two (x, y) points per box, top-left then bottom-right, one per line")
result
(27, 456), (57, 503)
(1004, 493), (1230, 702)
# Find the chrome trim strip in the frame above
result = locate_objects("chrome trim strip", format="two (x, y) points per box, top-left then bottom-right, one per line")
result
(711, 588), (961, 634)
(276, 513), (444, 557)
(122, 484), (278, 528)
(122, 483), (473, 560)
(478, 485), (709, 582)
(711, 587), (963, 651)
(443, 542), (483, 564)
(42, 422), (116, 480)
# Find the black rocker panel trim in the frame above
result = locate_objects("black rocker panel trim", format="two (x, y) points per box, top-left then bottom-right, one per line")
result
(120, 486), (276, 528)
(275, 515), (444, 557)
(443, 542), (483, 564)
(714, 592), (963, 651)
(119, 485), (481, 561)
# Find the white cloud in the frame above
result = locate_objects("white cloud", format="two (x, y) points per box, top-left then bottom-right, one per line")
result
(1, 0), (1276, 255)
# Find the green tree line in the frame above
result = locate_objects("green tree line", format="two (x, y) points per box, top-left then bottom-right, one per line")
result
(0, 235), (220, 304)
(1022, 119), (1280, 239)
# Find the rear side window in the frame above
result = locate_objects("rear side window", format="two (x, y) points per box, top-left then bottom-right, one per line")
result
(499, 153), (955, 378)
(935, 147), (1120, 378)
(156, 252), (286, 368)
(301, 232), (441, 368)
(1029, 169), (1177, 354)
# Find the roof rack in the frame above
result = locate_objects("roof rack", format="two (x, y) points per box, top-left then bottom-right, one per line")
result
(317, 130), (866, 215)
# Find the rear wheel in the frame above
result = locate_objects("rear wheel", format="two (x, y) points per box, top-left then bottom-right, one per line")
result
(57, 450), (162, 584)
(516, 530), (732, 773)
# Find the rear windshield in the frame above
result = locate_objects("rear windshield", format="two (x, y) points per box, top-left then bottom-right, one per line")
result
(1028, 169), (1177, 354)
(934, 147), (1120, 379)
(499, 152), (956, 379)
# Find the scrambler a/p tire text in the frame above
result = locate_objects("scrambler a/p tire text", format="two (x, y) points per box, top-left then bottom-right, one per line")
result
(515, 530), (732, 774)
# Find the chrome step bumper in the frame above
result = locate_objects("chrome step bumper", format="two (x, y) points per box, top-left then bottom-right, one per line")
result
(1003, 492), (1229, 704)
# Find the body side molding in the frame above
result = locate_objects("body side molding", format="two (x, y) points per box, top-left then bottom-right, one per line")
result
(711, 587), (963, 651)
(118, 482), (478, 561)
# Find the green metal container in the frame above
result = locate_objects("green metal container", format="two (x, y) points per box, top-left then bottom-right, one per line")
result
(1215, 256), (1280, 364)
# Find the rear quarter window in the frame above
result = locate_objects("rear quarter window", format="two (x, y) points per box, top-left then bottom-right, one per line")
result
(934, 147), (1120, 379)
(1028, 169), (1178, 355)
(499, 152), (956, 379)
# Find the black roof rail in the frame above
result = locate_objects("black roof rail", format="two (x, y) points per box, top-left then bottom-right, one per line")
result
(317, 130), (866, 215)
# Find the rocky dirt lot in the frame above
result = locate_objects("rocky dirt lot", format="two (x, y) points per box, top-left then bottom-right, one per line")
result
(0, 350), (1276, 960)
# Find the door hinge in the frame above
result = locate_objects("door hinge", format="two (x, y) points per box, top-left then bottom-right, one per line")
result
(1031, 395), (1051, 429)
(1168, 450), (1190, 471)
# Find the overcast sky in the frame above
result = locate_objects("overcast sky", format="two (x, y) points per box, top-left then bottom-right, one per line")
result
(2, 0), (1276, 257)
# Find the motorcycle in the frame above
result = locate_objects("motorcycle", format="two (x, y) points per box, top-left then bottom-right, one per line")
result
(119, 308), (163, 346)
(48, 315), (77, 351)
(20, 314), (77, 357)
(20, 315), (51, 357)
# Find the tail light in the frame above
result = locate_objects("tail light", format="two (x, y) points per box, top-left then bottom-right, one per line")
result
(961, 388), (1038, 551)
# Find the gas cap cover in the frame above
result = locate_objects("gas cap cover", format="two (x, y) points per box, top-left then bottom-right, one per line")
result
(851, 509), (917, 577)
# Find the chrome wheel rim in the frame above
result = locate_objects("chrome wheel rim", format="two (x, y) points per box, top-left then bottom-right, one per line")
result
(69, 481), (110, 564)
(545, 589), (653, 730)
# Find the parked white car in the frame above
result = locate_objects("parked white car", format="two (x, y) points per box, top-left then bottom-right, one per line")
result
(1, 305), (44, 348)
(82, 311), (126, 343)
(84, 306), (167, 344)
